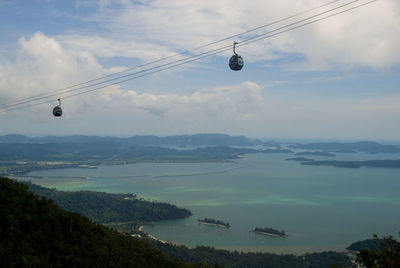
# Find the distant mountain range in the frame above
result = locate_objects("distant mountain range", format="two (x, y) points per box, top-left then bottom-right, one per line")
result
(1, 134), (399, 157)
(289, 141), (400, 154)
(0, 133), (256, 146)
(0, 141), (257, 162)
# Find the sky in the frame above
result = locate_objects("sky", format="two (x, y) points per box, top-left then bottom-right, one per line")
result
(0, 0), (399, 141)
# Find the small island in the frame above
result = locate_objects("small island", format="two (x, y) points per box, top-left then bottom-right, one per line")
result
(252, 227), (286, 237)
(286, 157), (314, 162)
(198, 218), (230, 228)
(261, 149), (294, 154)
(294, 151), (336, 157)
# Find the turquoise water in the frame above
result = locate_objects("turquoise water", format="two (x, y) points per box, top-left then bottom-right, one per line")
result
(21, 152), (400, 254)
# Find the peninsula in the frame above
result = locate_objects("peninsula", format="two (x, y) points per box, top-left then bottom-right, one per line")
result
(301, 159), (400, 169)
(198, 218), (230, 228)
(288, 141), (400, 154)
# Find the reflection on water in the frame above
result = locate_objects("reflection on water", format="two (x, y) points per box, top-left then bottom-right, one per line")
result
(19, 152), (400, 254)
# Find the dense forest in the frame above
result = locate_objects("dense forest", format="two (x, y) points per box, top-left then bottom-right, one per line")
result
(27, 182), (191, 224)
(0, 177), (207, 267)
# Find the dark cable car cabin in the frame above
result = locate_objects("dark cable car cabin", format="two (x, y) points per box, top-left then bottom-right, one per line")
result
(53, 99), (62, 117)
(53, 106), (62, 117)
(229, 41), (244, 71)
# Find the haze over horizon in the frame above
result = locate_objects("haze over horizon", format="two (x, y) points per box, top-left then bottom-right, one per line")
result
(1, 0), (399, 140)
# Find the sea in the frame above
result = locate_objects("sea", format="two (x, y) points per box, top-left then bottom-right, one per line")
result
(17, 150), (400, 254)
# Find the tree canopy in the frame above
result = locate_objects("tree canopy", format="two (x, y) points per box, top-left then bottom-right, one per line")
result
(0, 177), (206, 268)
(356, 234), (400, 268)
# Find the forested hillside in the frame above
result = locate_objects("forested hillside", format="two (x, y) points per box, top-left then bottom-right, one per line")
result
(27, 182), (191, 223)
(148, 240), (356, 268)
(0, 177), (207, 268)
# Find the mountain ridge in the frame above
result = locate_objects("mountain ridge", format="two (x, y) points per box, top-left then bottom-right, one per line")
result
(0, 133), (255, 146)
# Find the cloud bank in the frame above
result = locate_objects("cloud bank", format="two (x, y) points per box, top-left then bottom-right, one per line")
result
(1, 1), (400, 139)
(62, 0), (400, 69)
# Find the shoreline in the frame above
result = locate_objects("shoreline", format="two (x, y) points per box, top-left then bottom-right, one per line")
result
(139, 225), (173, 245)
(2, 158), (237, 177)
(141, 225), (342, 256)
(147, 233), (168, 244)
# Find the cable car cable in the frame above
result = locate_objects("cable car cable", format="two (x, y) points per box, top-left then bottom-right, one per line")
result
(0, 0), (377, 113)
(0, 0), (349, 108)
(1, 0), (369, 110)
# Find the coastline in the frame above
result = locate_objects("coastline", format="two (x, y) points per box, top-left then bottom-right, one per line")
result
(10, 151), (400, 255)
(147, 233), (168, 244)
(2, 158), (236, 177)
(139, 225), (173, 245)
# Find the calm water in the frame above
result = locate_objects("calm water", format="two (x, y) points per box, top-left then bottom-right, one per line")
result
(20, 152), (400, 254)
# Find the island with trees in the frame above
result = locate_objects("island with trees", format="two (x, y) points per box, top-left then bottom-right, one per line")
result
(198, 218), (230, 228)
(252, 227), (286, 237)
(294, 151), (336, 157)
(286, 157), (314, 162)
(261, 149), (294, 154)
(301, 159), (400, 169)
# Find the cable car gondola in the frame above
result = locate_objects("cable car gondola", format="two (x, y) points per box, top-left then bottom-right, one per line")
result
(229, 41), (244, 71)
(53, 98), (62, 117)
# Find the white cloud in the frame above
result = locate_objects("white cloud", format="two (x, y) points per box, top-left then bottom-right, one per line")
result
(57, 0), (400, 69)
(94, 81), (264, 118)
(284, 0), (400, 69)
(0, 32), (266, 135)
(1, 2), (400, 139)
(0, 32), (105, 104)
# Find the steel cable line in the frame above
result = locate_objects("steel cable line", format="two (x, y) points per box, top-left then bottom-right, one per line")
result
(0, 0), (377, 113)
(0, 0), (375, 113)
(60, 0), (378, 102)
(237, 0), (377, 47)
(0, 0), (346, 109)
(2, 0), (367, 111)
(0, 0), (344, 108)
